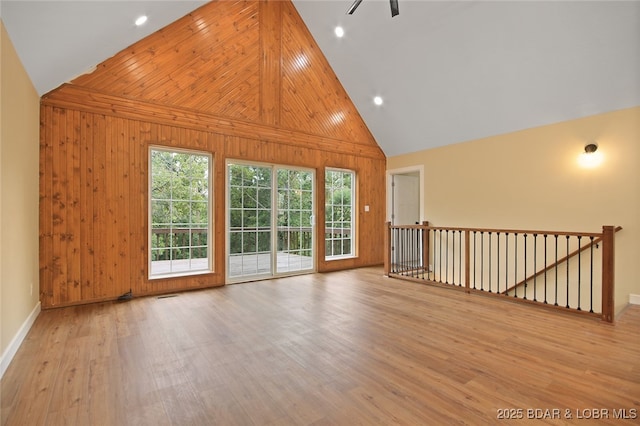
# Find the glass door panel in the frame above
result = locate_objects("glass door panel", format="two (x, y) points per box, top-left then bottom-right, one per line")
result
(228, 163), (272, 279)
(276, 168), (314, 273)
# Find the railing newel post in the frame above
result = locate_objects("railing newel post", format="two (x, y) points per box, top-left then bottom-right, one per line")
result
(384, 221), (391, 277)
(422, 221), (430, 276)
(601, 225), (615, 323)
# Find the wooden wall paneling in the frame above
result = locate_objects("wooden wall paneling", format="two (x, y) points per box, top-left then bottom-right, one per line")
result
(70, 1), (263, 122)
(40, 109), (385, 307)
(136, 120), (146, 293)
(213, 132), (227, 279)
(361, 156), (386, 264)
(137, 121), (154, 296)
(106, 116), (117, 298)
(126, 119), (136, 296)
(63, 0), (381, 153)
(80, 112), (91, 301)
(92, 113), (107, 302)
(119, 117), (132, 297)
(51, 108), (66, 306)
(259, 0), (282, 126)
(66, 110), (81, 305)
(39, 106), (53, 305)
(279, 2), (378, 147)
(42, 86), (384, 160)
(70, 5), (212, 93)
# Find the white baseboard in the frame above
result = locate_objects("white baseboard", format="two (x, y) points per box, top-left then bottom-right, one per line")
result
(0, 301), (41, 380)
(630, 294), (640, 305)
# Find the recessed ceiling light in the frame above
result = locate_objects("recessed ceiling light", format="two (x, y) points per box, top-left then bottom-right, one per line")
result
(373, 96), (383, 106)
(334, 26), (345, 38)
(135, 15), (148, 26)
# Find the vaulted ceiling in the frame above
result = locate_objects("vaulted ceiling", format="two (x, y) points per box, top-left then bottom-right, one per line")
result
(2, 0), (639, 156)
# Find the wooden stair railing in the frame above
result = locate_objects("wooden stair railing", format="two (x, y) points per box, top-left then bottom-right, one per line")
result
(384, 222), (621, 322)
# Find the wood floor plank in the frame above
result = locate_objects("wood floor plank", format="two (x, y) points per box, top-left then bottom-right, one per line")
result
(2, 266), (639, 425)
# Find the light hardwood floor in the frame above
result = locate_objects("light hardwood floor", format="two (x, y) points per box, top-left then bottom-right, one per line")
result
(2, 266), (639, 425)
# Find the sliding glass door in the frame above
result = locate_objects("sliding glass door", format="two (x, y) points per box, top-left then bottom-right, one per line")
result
(227, 162), (314, 281)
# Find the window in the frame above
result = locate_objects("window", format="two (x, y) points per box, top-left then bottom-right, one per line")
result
(325, 168), (355, 259)
(150, 148), (211, 277)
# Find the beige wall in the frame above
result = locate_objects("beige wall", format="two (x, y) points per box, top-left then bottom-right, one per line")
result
(0, 22), (40, 359)
(388, 106), (640, 315)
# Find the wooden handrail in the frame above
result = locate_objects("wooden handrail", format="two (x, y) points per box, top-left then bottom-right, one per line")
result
(502, 226), (623, 295)
(389, 224), (602, 238)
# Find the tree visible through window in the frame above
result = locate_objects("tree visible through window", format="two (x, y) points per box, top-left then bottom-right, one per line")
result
(325, 169), (355, 259)
(150, 148), (211, 277)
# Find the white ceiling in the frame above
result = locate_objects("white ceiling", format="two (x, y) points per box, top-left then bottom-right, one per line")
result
(2, 0), (639, 156)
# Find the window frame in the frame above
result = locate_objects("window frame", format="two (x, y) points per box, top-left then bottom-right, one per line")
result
(148, 146), (213, 279)
(324, 167), (356, 260)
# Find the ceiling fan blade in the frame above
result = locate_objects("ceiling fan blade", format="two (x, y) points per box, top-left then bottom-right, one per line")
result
(390, 0), (399, 17)
(347, 0), (364, 15)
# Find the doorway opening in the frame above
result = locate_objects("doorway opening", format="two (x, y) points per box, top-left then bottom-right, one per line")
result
(387, 166), (423, 225)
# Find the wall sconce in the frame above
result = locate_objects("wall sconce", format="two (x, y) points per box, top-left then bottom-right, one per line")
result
(578, 143), (603, 168)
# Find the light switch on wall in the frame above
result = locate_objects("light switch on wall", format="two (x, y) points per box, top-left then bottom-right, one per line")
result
(364, 205), (370, 212)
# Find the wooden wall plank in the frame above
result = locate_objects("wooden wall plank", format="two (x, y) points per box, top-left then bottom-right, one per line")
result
(52, 107), (65, 306)
(39, 106), (54, 305)
(68, 110), (81, 303)
(260, 0), (282, 126)
(93, 113), (107, 302)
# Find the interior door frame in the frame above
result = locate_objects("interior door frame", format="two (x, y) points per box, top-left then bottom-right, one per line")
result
(386, 165), (424, 225)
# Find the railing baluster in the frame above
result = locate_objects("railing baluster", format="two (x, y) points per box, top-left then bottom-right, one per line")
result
(577, 235), (582, 311)
(523, 233), (528, 300)
(554, 235), (559, 306)
(488, 232), (492, 293)
(514, 233), (518, 298)
(464, 230), (470, 293)
(438, 229), (443, 282)
(394, 227), (399, 273)
(473, 231), (477, 290)
(505, 233), (509, 295)
(445, 230), (449, 284)
(452, 229), (456, 285)
(566, 235), (570, 309)
(412, 228), (415, 277)
(497, 232), (500, 293)
(459, 230), (463, 286)
(543, 234), (548, 304)
(480, 232), (484, 291)
(533, 234), (537, 302)
(589, 236), (594, 313)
